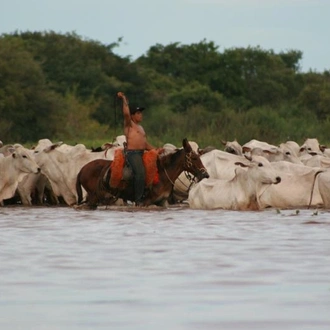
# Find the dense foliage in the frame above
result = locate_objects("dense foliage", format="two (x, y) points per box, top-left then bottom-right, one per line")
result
(1, 31), (330, 148)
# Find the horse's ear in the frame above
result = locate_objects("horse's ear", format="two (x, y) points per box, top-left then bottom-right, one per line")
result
(182, 138), (192, 151)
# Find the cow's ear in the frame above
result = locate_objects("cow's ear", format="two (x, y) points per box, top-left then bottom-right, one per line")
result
(319, 144), (327, 152)
(242, 146), (251, 153)
(235, 161), (248, 168)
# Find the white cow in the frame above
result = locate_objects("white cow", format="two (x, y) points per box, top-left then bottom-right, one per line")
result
(241, 139), (304, 163)
(259, 161), (324, 209)
(221, 139), (243, 156)
(161, 141), (202, 164)
(237, 139), (302, 164)
(250, 147), (303, 164)
(111, 135), (126, 148)
(34, 143), (122, 205)
(89, 135), (127, 152)
(0, 144), (15, 157)
(299, 154), (330, 168)
(162, 143), (177, 156)
(299, 138), (323, 156)
(17, 172), (51, 206)
(198, 150), (251, 180)
(31, 138), (53, 151)
(57, 143), (87, 154)
(188, 155), (281, 210)
(0, 146), (41, 205)
(321, 148), (330, 158)
(15, 139), (59, 206)
(24, 137), (126, 206)
(188, 141), (200, 154)
(242, 139), (278, 154)
(317, 171), (330, 208)
(172, 149), (250, 202)
(278, 141), (300, 157)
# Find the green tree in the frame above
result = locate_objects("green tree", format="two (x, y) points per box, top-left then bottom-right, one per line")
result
(298, 71), (330, 120)
(213, 47), (302, 109)
(137, 39), (221, 85)
(168, 83), (225, 113)
(0, 36), (63, 142)
(15, 31), (148, 126)
(51, 88), (109, 141)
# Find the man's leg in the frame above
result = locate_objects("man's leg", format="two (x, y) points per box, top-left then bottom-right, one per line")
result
(126, 151), (145, 204)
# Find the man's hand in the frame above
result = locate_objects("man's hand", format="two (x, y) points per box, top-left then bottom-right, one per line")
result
(117, 92), (129, 106)
(156, 147), (165, 155)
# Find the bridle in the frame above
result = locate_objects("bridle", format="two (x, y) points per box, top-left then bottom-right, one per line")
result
(163, 150), (206, 191)
(175, 171), (196, 192)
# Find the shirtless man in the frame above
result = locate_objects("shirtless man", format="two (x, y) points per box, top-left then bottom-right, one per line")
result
(117, 92), (161, 205)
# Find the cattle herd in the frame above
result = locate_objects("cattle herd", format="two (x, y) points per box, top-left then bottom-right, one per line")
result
(1, 136), (330, 211)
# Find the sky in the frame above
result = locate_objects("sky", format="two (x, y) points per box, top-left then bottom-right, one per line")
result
(1, 0), (329, 73)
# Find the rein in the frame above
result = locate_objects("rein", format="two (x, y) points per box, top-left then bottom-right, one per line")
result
(114, 94), (119, 140)
(162, 150), (199, 190)
(164, 167), (176, 186)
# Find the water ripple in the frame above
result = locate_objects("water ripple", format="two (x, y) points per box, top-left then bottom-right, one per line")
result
(0, 206), (330, 330)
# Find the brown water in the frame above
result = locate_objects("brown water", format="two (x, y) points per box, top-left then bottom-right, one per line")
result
(1, 205), (329, 330)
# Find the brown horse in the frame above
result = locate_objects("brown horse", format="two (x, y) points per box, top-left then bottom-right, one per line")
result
(76, 138), (209, 209)
(76, 159), (114, 208)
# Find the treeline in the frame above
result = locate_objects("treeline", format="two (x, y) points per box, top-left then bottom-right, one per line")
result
(1, 31), (330, 148)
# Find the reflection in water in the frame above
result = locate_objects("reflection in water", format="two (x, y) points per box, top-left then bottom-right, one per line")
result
(0, 206), (330, 330)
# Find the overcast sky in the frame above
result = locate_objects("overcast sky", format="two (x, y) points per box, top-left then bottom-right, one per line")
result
(1, 0), (329, 72)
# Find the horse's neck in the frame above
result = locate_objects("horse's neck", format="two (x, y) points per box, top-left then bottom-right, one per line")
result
(160, 150), (185, 182)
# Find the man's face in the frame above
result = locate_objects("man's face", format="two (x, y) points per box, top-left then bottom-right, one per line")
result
(132, 111), (143, 122)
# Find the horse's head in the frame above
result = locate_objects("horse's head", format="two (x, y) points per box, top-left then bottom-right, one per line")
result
(182, 138), (209, 181)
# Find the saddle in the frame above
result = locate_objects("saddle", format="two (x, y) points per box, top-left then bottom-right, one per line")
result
(109, 148), (160, 189)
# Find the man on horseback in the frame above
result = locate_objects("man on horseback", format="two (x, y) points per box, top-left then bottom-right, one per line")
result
(117, 92), (163, 206)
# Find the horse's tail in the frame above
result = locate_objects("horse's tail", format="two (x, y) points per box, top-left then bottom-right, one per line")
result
(99, 166), (111, 190)
(76, 171), (84, 204)
(95, 165), (110, 200)
(96, 164), (119, 205)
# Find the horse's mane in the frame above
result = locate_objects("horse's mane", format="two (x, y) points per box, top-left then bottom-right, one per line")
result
(158, 148), (183, 168)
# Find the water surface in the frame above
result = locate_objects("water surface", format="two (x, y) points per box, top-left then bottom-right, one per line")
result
(1, 205), (329, 330)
